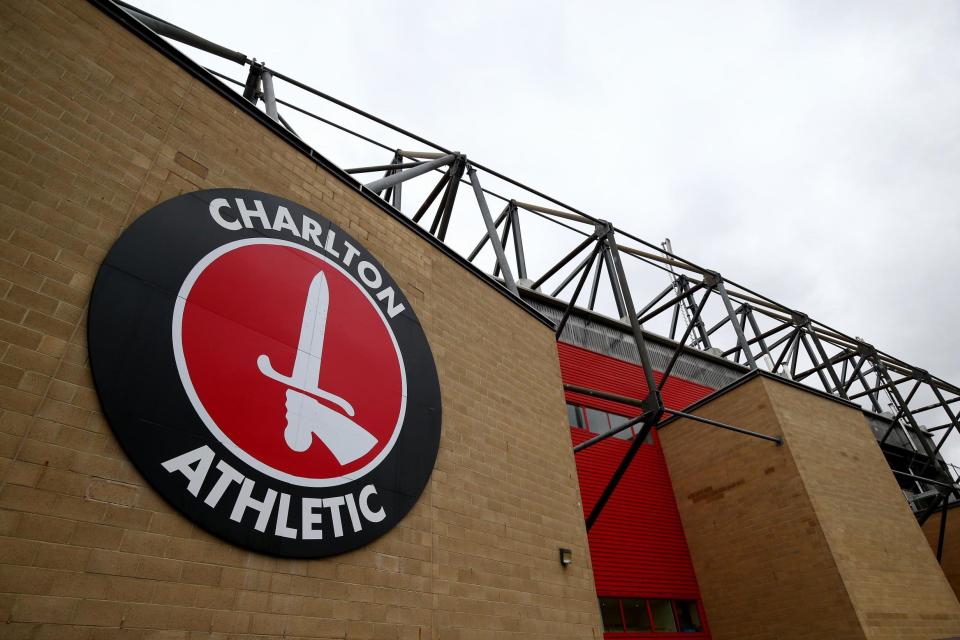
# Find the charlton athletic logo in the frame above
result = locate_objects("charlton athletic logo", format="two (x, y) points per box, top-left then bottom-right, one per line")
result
(88, 189), (441, 557)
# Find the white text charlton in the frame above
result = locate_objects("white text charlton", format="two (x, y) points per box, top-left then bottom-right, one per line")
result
(208, 197), (405, 318)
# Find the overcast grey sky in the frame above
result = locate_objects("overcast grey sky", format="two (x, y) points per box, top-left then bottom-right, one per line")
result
(136, 1), (960, 464)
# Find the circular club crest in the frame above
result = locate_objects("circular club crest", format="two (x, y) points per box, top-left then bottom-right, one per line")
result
(88, 189), (441, 557)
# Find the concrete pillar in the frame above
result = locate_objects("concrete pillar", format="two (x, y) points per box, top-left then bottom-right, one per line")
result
(922, 505), (960, 600)
(659, 373), (960, 640)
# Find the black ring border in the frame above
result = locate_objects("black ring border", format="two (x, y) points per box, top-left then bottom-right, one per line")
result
(87, 188), (442, 558)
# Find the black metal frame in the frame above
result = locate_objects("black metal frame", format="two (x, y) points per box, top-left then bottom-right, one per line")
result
(103, 0), (960, 530)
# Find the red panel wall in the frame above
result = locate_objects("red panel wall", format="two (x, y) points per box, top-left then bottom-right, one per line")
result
(561, 341), (714, 417)
(559, 342), (715, 600)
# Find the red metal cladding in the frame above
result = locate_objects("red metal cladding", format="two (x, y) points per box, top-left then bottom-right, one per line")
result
(558, 342), (714, 601)
(560, 341), (713, 416)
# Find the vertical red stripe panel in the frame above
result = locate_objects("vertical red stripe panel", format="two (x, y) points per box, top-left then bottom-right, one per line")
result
(559, 342), (714, 603)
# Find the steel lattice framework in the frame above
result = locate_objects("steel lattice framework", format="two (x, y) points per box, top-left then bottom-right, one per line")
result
(107, 0), (960, 531)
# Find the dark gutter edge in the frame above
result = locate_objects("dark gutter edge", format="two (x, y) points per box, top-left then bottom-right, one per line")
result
(519, 287), (748, 374)
(860, 402), (942, 445)
(938, 499), (960, 513)
(657, 369), (864, 430)
(882, 443), (941, 466)
(87, 0), (554, 331)
(524, 286), (939, 432)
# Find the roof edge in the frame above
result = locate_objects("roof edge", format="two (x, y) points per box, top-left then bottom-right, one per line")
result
(520, 287), (748, 374)
(658, 369), (863, 429)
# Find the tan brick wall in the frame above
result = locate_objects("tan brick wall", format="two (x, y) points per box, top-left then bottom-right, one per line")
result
(767, 378), (960, 639)
(660, 375), (960, 640)
(659, 376), (865, 640)
(0, 1), (602, 638)
(922, 508), (960, 601)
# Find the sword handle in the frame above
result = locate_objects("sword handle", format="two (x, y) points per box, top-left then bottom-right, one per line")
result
(283, 389), (314, 452)
(283, 389), (378, 464)
(257, 354), (355, 416)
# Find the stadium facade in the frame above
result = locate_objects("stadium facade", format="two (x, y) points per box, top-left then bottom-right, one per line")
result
(2, 1), (960, 639)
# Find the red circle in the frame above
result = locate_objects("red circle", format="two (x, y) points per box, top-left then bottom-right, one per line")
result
(178, 242), (403, 481)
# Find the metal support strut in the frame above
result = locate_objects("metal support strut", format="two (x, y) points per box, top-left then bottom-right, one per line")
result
(109, 0), (960, 534)
(582, 225), (665, 531)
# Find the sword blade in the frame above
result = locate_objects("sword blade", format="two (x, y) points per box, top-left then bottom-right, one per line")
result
(289, 271), (329, 389)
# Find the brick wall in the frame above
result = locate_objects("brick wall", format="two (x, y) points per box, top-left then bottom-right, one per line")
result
(0, 1), (602, 638)
(920, 502), (960, 602)
(659, 374), (960, 640)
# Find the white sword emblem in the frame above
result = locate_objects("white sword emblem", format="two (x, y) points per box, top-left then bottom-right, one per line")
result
(257, 271), (378, 464)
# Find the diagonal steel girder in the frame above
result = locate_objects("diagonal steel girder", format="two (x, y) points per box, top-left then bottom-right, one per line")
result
(116, 3), (960, 527)
(363, 154), (456, 193)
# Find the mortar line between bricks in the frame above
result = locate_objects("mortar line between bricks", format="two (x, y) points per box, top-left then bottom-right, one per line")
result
(160, 77), (254, 636)
(759, 377), (869, 640)
(118, 70), (188, 231)
(0, 274), (86, 495)
(0, 69), (189, 495)
(429, 456), (437, 639)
